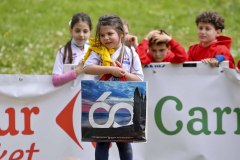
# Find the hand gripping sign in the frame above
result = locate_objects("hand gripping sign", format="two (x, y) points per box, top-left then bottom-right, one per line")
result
(81, 80), (147, 142)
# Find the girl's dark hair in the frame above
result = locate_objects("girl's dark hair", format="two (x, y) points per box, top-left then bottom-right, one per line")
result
(95, 14), (124, 46)
(62, 12), (92, 64)
(195, 11), (224, 31)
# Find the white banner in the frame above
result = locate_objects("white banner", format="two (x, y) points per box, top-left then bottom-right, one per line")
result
(0, 62), (240, 160)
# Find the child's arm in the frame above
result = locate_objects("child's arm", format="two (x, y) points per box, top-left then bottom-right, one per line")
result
(237, 60), (240, 72)
(84, 64), (126, 78)
(168, 38), (188, 63)
(201, 53), (235, 68)
(201, 55), (224, 67)
(236, 67), (240, 72)
(115, 61), (142, 81)
(52, 71), (77, 86)
(222, 50), (235, 69)
(124, 72), (142, 81)
(136, 30), (160, 64)
(83, 51), (126, 77)
(52, 50), (83, 87)
(201, 58), (221, 67)
(202, 48), (235, 68)
(52, 63), (83, 87)
(84, 62), (142, 81)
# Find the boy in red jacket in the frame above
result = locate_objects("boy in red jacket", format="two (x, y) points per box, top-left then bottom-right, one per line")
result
(136, 30), (188, 64)
(188, 11), (235, 68)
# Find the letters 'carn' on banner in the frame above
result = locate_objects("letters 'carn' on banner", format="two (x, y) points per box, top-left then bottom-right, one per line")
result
(81, 80), (147, 142)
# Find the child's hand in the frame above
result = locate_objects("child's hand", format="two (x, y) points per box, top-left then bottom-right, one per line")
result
(150, 33), (172, 44)
(115, 61), (122, 67)
(236, 67), (240, 73)
(125, 34), (138, 48)
(145, 30), (160, 40)
(202, 58), (219, 67)
(111, 66), (125, 77)
(159, 32), (172, 42)
(111, 61), (125, 77)
(75, 61), (84, 75)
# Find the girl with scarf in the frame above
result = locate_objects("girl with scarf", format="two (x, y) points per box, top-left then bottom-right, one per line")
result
(83, 14), (143, 160)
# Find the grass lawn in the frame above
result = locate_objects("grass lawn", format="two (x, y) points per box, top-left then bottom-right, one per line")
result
(1, 0), (240, 74)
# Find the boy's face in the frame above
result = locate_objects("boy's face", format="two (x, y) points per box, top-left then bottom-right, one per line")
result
(197, 22), (221, 47)
(149, 43), (168, 62)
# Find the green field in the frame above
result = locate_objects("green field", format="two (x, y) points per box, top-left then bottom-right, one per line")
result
(1, 0), (240, 74)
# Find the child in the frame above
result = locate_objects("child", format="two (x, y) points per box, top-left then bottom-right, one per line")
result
(52, 12), (92, 86)
(188, 11), (235, 68)
(83, 14), (143, 160)
(123, 20), (138, 49)
(136, 29), (188, 64)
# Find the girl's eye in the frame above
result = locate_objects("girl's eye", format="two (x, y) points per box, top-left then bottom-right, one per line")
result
(75, 29), (80, 33)
(83, 29), (89, 33)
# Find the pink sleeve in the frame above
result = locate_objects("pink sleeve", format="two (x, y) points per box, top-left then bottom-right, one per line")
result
(52, 70), (77, 87)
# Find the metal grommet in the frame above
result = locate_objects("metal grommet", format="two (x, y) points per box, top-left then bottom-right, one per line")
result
(19, 77), (23, 81)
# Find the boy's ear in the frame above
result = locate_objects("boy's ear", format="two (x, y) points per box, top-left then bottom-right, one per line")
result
(216, 29), (222, 36)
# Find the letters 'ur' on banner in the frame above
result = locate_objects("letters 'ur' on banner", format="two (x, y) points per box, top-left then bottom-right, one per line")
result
(81, 80), (147, 142)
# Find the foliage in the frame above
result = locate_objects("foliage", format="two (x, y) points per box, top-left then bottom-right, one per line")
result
(1, 0), (240, 74)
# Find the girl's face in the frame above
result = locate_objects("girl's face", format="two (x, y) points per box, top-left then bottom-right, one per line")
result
(99, 26), (122, 50)
(197, 22), (221, 47)
(70, 21), (91, 45)
(150, 43), (168, 62)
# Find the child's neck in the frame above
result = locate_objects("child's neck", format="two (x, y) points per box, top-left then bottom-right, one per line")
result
(72, 38), (84, 47)
(107, 43), (123, 50)
(201, 39), (217, 47)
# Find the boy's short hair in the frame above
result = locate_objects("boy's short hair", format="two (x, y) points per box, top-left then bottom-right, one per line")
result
(196, 11), (224, 31)
(149, 29), (169, 48)
(149, 35), (168, 48)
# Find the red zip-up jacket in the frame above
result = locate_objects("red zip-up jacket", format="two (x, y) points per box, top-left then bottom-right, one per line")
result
(136, 39), (188, 64)
(188, 36), (235, 68)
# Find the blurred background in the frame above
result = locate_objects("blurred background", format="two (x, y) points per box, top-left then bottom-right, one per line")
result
(1, 0), (240, 74)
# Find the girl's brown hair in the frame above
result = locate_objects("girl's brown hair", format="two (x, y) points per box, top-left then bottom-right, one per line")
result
(95, 14), (124, 46)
